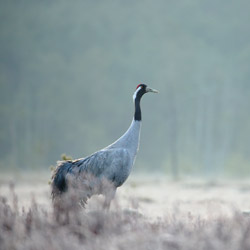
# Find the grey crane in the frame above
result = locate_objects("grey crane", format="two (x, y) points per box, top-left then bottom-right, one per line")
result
(51, 84), (158, 209)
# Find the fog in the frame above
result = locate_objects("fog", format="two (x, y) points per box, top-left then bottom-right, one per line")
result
(1, 1), (250, 178)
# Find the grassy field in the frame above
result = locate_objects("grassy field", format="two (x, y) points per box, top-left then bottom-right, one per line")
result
(1, 171), (250, 250)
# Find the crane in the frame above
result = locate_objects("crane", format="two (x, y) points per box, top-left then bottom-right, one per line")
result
(51, 84), (158, 209)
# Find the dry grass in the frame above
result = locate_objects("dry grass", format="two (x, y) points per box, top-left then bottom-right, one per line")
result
(1, 172), (250, 250)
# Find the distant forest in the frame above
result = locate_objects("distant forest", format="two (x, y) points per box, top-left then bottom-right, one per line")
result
(1, 1), (250, 177)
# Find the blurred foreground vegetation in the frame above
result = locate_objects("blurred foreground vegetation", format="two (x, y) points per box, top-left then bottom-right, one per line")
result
(1, 177), (250, 250)
(0, 1), (250, 177)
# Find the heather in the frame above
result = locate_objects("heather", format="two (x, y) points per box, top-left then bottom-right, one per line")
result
(1, 174), (250, 250)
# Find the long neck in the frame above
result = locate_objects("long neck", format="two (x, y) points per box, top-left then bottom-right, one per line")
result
(134, 96), (142, 121)
(106, 118), (141, 155)
(106, 92), (143, 154)
(107, 119), (141, 155)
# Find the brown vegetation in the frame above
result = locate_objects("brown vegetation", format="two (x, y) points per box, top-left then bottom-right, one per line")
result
(1, 176), (250, 250)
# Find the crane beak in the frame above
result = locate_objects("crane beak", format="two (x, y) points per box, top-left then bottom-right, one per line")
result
(146, 87), (159, 93)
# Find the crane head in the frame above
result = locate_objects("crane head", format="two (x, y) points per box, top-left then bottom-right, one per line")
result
(133, 84), (158, 101)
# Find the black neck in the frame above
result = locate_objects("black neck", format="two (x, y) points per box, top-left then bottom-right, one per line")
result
(134, 96), (142, 121)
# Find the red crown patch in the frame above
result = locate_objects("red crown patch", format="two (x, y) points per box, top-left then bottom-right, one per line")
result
(136, 84), (142, 89)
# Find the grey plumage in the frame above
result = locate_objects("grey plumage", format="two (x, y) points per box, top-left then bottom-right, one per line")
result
(51, 84), (158, 209)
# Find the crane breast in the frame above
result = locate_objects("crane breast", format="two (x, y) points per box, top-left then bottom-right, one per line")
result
(101, 148), (132, 187)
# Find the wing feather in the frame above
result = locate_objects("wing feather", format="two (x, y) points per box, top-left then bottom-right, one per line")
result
(77, 148), (130, 178)
(51, 148), (131, 199)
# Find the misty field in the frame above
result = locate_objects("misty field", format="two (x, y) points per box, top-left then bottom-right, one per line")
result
(1, 172), (250, 250)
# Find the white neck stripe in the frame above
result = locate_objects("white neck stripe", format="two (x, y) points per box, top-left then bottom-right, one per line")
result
(133, 86), (142, 101)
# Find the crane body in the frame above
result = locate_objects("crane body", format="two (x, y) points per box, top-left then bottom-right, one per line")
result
(51, 84), (158, 208)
